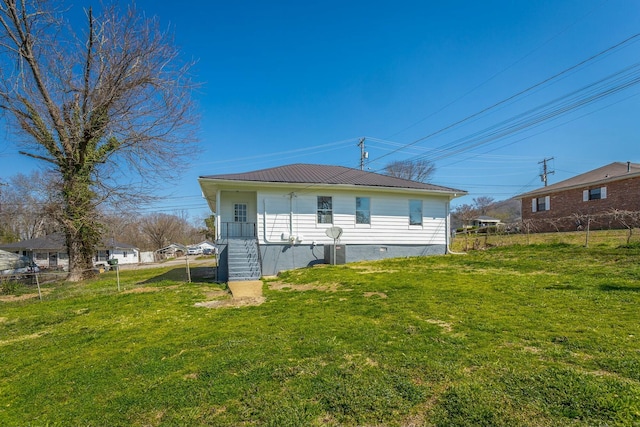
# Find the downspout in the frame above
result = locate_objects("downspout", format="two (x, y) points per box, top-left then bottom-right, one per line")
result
(446, 196), (466, 255)
(289, 192), (294, 239)
(262, 199), (278, 243)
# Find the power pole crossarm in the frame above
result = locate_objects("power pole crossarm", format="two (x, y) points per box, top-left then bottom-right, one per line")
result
(539, 157), (555, 187)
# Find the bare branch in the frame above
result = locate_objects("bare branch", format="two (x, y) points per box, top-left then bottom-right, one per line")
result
(0, 1), (200, 280)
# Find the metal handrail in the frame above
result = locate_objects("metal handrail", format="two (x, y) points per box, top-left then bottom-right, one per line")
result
(220, 222), (256, 239)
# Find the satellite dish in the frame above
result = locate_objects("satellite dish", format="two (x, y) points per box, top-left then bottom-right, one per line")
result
(325, 226), (343, 239)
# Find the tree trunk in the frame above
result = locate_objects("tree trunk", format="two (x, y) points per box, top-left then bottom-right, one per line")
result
(61, 173), (100, 281)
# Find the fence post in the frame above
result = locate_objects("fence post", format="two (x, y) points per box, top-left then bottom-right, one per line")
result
(35, 273), (42, 301)
(585, 216), (591, 248)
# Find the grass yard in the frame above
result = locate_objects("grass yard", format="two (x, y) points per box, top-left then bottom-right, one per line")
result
(1, 242), (639, 426)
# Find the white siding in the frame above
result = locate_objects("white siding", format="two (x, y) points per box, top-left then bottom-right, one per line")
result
(258, 189), (449, 245)
(219, 191), (257, 223)
(260, 194), (293, 242)
(111, 248), (139, 265)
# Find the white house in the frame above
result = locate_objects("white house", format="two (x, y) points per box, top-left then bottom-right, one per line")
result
(0, 234), (139, 270)
(471, 216), (502, 228)
(198, 163), (466, 281)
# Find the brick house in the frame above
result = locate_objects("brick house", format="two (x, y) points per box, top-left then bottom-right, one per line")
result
(516, 162), (640, 232)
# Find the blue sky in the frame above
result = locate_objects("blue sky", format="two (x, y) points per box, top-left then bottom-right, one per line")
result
(1, 0), (639, 219)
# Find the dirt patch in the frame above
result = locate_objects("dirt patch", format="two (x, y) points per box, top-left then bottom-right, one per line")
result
(364, 291), (387, 299)
(195, 297), (266, 309)
(425, 318), (453, 333)
(0, 330), (49, 346)
(203, 289), (228, 299)
(122, 285), (180, 294)
(268, 281), (342, 292)
(0, 289), (51, 302)
(351, 266), (400, 274)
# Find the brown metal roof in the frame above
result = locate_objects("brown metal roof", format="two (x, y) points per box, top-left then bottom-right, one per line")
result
(200, 163), (465, 193)
(516, 162), (640, 198)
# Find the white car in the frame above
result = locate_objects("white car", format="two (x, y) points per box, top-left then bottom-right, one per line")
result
(187, 247), (202, 255)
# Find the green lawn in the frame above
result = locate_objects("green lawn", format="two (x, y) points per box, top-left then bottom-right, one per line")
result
(1, 243), (639, 426)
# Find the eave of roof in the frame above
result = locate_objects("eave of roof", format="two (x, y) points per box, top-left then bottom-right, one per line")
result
(199, 163), (466, 195)
(515, 162), (640, 199)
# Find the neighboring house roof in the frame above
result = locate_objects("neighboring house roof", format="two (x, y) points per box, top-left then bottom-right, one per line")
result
(200, 163), (466, 194)
(156, 243), (187, 253)
(0, 234), (65, 251)
(474, 216), (501, 222)
(516, 162), (640, 198)
(0, 233), (138, 252)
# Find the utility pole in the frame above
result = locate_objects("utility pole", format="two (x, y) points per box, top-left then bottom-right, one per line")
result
(539, 157), (555, 187)
(358, 137), (367, 170)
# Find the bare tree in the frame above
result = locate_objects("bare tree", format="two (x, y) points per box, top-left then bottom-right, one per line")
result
(611, 209), (640, 244)
(0, 171), (59, 242)
(140, 213), (201, 251)
(473, 196), (495, 216)
(101, 214), (149, 250)
(0, 1), (199, 280)
(384, 159), (436, 183)
(452, 203), (478, 251)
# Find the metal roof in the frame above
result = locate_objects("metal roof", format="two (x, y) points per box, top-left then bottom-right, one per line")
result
(200, 163), (465, 193)
(516, 162), (640, 198)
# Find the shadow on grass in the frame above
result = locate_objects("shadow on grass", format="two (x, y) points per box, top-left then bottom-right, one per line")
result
(141, 267), (218, 285)
(599, 283), (640, 292)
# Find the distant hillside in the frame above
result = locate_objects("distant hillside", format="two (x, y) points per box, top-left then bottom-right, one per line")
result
(485, 198), (521, 223)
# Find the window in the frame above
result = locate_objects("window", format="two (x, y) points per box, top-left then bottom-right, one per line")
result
(317, 196), (333, 224)
(532, 196), (550, 212)
(583, 187), (607, 201)
(96, 250), (107, 262)
(409, 199), (422, 225)
(356, 197), (370, 225)
(234, 203), (247, 222)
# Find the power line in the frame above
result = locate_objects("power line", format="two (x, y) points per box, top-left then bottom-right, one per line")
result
(385, 0), (609, 140)
(278, 31), (640, 200)
(365, 32), (640, 168)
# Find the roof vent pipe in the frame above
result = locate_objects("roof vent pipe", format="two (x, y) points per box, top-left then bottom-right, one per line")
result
(628, 161), (631, 173)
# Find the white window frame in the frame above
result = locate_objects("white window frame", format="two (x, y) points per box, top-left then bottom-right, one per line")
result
(583, 187), (607, 201)
(355, 197), (371, 225)
(317, 196), (333, 224)
(234, 203), (247, 223)
(532, 196), (550, 212)
(409, 199), (423, 226)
